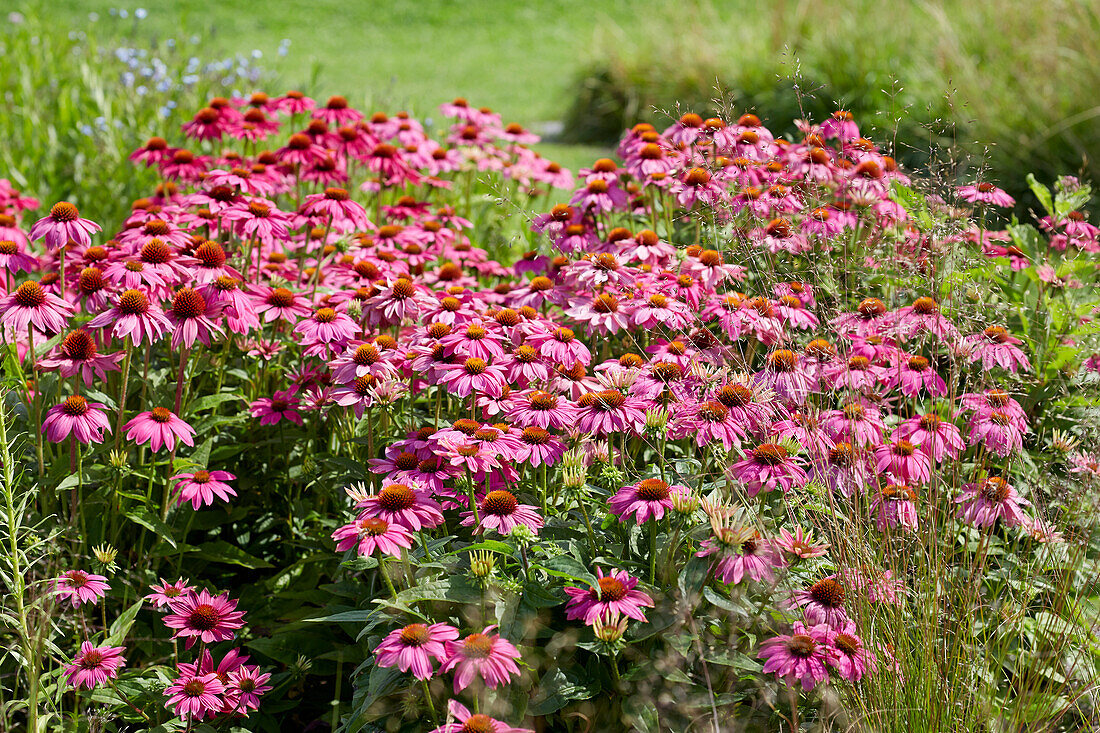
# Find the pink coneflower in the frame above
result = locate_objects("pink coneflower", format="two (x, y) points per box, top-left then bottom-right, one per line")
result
(758, 622), (831, 691)
(430, 700), (535, 733)
(816, 442), (871, 497)
(821, 400), (884, 447)
(440, 625), (522, 692)
(957, 182), (1015, 207)
(87, 289), (172, 345)
(164, 589), (245, 647)
(254, 286), (311, 323)
(293, 307), (360, 355)
(888, 354), (947, 397)
(564, 567), (654, 625)
(331, 516), (414, 557)
(0, 280), (74, 333)
(870, 482), (919, 531)
(53, 570), (110, 607)
(42, 396), (111, 445)
(791, 576), (850, 628)
(462, 490), (544, 536)
(967, 410), (1025, 457)
(165, 671), (226, 721)
(609, 478), (678, 524)
(64, 642), (126, 689)
(37, 329), (124, 385)
(227, 664), (271, 713)
(755, 349), (813, 404)
(374, 622), (460, 680)
(697, 519), (783, 585)
(893, 297), (957, 341)
(575, 389), (647, 435)
(955, 476), (1030, 528)
(514, 426), (567, 466)
(892, 413), (964, 462)
(729, 443), (808, 496)
(29, 201), (101, 249)
(676, 399), (747, 451)
(825, 624), (876, 682)
(354, 481), (444, 531)
(300, 187), (373, 231)
(506, 389), (577, 430)
(124, 408), (196, 452)
(830, 297), (893, 337)
(171, 469), (237, 510)
(0, 238), (38, 273)
(167, 287), (224, 349)
(440, 357), (507, 398)
(962, 326), (1031, 372)
(874, 440), (931, 483)
(145, 578), (196, 609)
(773, 525), (830, 561)
(250, 390), (304, 426)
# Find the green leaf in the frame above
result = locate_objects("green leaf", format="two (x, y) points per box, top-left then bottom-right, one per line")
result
(105, 600), (143, 647)
(528, 665), (598, 716)
(1027, 173), (1054, 216)
(185, 392), (243, 415)
(193, 540), (273, 569)
(536, 554), (597, 589)
(123, 506), (176, 549)
(393, 576), (482, 606)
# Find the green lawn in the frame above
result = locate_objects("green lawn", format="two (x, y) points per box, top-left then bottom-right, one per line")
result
(48, 0), (655, 128)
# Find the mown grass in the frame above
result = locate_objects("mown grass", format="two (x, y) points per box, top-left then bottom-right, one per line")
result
(44, 0), (661, 126)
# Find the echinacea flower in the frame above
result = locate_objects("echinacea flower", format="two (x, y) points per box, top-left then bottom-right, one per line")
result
(87, 288), (172, 345)
(64, 642), (126, 689)
(165, 671), (226, 721)
(609, 478), (680, 524)
(163, 589), (246, 647)
(29, 201), (101, 249)
(374, 622), (460, 680)
(564, 567), (654, 625)
(825, 624), (876, 682)
(354, 481), (445, 531)
(171, 469), (237, 510)
(250, 390), (304, 426)
(758, 622), (831, 691)
(124, 407), (196, 452)
(957, 182), (1014, 208)
(697, 518), (783, 585)
(728, 443), (808, 496)
(331, 516), (414, 557)
(440, 625), (522, 692)
(791, 576), (850, 628)
(955, 476), (1030, 528)
(0, 280), (74, 333)
(461, 489), (544, 536)
(145, 578), (196, 609)
(42, 396), (111, 445)
(773, 525), (830, 560)
(227, 664), (272, 713)
(963, 326), (1031, 372)
(53, 570), (110, 607)
(429, 700), (534, 733)
(37, 329), (124, 385)
(167, 287), (224, 349)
